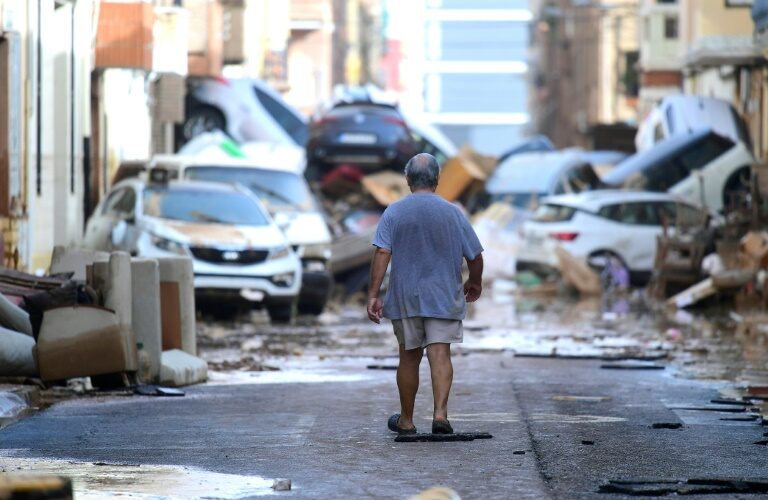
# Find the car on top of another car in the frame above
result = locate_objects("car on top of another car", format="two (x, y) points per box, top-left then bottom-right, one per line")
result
(601, 129), (755, 213)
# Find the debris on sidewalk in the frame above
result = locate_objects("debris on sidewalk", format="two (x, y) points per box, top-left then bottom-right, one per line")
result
(410, 486), (462, 500)
(0, 327), (36, 376)
(472, 203), (521, 282)
(272, 479), (292, 491)
(395, 432), (493, 442)
(435, 146), (497, 202)
(37, 305), (132, 382)
(160, 349), (208, 387)
(555, 247), (601, 295)
(667, 278), (716, 309)
(0, 473), (73, 498)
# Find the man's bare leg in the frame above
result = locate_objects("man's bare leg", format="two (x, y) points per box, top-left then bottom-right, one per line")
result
(397, 344), (423, 429)
(426, 343), (453, 422)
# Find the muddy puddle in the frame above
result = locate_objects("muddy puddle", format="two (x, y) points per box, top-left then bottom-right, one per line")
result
(0, 454), (277, 498)
(198, 282), (768, 388)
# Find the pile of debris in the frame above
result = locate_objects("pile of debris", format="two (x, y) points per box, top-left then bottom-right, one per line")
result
(0, 247), (207, 390)
(667, 230), (768, 311)
(320, 147), (499, 291)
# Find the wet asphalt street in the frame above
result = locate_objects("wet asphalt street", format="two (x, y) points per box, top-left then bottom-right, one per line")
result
(3, 288), (768, 498)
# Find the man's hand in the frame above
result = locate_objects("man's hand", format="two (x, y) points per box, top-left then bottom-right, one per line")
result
(464, 280), (482, 303)
(367, 297), (384, 323)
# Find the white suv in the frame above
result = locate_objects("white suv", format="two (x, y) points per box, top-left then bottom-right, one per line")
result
(83, 177), (302, 322)
(518, 190), (709, 283)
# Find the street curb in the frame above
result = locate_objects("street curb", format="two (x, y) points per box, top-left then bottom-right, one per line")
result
(0, 385), (41, 429)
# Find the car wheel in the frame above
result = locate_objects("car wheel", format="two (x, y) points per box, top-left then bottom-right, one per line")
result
(722, 166), (752, 210)
(267, 302), (297, 324)
(182, 106), (227, 142)
(298, 301), (325, 316)
(587, 250), (626, 273)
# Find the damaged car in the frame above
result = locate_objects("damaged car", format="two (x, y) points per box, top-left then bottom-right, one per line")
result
(83, 177), (302, 322)
(517, 190), (709, 283)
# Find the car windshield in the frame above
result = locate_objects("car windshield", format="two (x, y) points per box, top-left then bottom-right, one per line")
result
(185, 166), (316, 213)
(143, 187), (269, 226)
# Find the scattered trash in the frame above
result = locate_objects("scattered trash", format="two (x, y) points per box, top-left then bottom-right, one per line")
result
(272, 478), (291, 491)
(600, 362), (665, 370)
(133, 385), (185, 397)
(581, 440), (595, 445)
(670, 406), (746, 413)
(395, 432), (493, 443)
(366, 365), (398, 370)
(552, 395), (611, 402)
(512, 450), (526, 455)
(710, 399), (751, 406)
(667, 278), (716, 309)
(555, 247), (601, 296)
(409, 486), (462, 500)
(651, 422), (683, 429)
(0, 473), (72, 498)
(599, 478), (768, 495)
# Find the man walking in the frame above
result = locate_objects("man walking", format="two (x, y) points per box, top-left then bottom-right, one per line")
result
(367, 153), (484, 435)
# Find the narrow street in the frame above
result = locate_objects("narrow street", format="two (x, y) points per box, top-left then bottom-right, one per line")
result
(4, 285), (768, 498)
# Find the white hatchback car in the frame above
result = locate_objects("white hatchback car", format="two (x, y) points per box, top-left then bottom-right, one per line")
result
(517, 191), (709, 283)
(83, 177), (302, 321)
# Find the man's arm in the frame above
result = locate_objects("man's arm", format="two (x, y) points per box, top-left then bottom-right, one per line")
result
(367, 247), (391, 323)
(464, 253), (483, 302)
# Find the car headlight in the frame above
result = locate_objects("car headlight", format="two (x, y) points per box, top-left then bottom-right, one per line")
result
(271, 272), (295, 287)
(150, 234), (188, 256)
(298, 243), (332, 260)
(268, 245), (291, 260)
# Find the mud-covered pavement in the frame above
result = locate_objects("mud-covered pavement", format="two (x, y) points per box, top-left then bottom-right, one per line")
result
(4, 283), (768, 498)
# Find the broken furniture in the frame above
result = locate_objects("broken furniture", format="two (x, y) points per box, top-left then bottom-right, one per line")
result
(160, 349), (207, 387)
(50, 245), (109, 281)
(157, 257), (196, 357)
(131, 258), (162, 383)
(0, 326), (36, 376)
(89, 252), (139, 372)
(648, 210), (709, 299)
(36, 305), (135, 382)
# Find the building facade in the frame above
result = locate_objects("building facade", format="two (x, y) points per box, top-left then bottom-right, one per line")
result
(391, 0), (532, 155)
(532, 0), (640, 150)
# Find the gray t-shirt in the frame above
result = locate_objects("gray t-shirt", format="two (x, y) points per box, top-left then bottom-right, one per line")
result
(372, 193), (483, 320)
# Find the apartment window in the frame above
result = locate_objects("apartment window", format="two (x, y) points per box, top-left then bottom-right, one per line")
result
(664, 16), (678, 39)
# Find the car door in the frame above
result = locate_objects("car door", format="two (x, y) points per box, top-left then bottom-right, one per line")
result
(601, 202), (663, 272)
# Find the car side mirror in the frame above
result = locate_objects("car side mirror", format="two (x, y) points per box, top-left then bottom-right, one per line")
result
(111, 220), (128, 247)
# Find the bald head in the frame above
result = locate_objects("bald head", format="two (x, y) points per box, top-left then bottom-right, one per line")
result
(404, 153), (440, 191)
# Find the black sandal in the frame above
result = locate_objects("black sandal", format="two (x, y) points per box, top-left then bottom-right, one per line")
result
(432, 419), (454, 434)
(388, 413), (417, 434)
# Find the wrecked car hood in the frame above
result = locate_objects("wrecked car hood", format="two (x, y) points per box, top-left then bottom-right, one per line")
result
(146, 218), (286, 248)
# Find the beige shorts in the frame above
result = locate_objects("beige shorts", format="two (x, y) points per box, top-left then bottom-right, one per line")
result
(391, 317), (463, 350)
